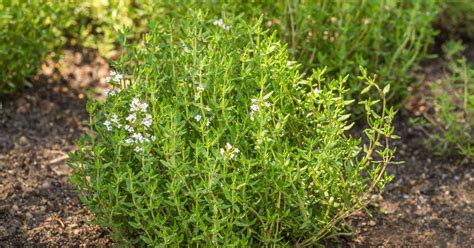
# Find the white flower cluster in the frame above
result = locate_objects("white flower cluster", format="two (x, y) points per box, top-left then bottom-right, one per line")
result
(104, 88), (121, 97)
(220, 143), (240, 160)
(249, 98), (271, 121)
(194, 113), (211, 127)
(104, 71), (124, 97)
(103, 98), (155, 153)
(105, 71), (123, 83)
(130, 98), (149, 112)
(195, 114), (202, 122)
(212, 19), (230, 31)
(103, 114), (121, 131)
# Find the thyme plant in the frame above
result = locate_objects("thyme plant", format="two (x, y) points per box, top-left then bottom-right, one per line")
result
(415, 41), (474, 160)
(69, 14), (396, 246)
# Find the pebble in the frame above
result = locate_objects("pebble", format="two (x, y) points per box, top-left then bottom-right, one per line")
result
(0, 226), (8, 240)
(369, 220), (377, 226)
(25, 212), (33, 219)
(18, 136), (28, 146)
(41, 181), (51, 189)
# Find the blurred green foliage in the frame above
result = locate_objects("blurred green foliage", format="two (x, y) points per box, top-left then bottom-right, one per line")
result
(0, 0), (72, 94)
(437, 0), (474, 40)
(414, 40), (474, 160)
(65, 0), (439, 115)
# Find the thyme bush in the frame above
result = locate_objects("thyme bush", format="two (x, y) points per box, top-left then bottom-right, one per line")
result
(0, 0), (70, 94)
(69, 14), (396, 246)
(415, 41), (474, 160)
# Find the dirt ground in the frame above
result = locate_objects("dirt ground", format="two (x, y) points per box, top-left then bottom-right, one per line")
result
(0, 49), (112, 247)
(0, 48), (473, 247)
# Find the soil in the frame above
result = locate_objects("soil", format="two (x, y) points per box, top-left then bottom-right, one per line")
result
(0, 49), (112, 247)
(346, 57), (474, 247)
(0, 48), (473, 247)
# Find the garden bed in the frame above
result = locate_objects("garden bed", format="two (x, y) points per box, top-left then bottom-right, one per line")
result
(0, 48), (472, 246)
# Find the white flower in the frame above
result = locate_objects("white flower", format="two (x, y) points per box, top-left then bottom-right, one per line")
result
(313, 88), (320, 95)
(131, 98), (140, 105)
(213, 19), (224, 26)
(140, 102), (148, 112)
(106, 71), (123, 83)
(250, 104), (260, 112)
(132, 133), (145, 143)
(125, 125), (134, 133)
(130, 98), (149, 113)
(206, 120), (211, 127)
(151, 135), (156, 142)
(104, 120), (112, 131)
(130, 98), (141, 112)
(197, 85), (205, 92)
(212, 18), (230, 31)
(142, 114), (152, 128)
(126, 113), (137, 123)
(249, 97), (270, 121)
(104, 89), (110, 96)
(111, 114), (121, 128)
(221, 142), (240, 160)
(195, 114), (202, 122)
(125, 138), (133, 144)
(134, 146), (142, 152)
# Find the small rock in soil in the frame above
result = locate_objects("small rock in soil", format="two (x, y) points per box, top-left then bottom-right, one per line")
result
(0, 226), (9, 240)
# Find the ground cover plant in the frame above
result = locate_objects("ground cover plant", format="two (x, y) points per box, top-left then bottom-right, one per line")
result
(0, 0), (71, 94)
(68, 13), (397, 246)
(415, 40), (474, 159)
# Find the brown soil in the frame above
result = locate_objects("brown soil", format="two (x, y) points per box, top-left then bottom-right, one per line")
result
(346, 115), (473, 247)
(346, 59), (474, 247)
(0, 48), (473, 247)
(0, 49), (112, 247)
